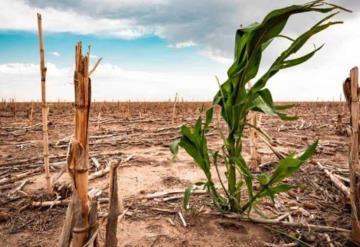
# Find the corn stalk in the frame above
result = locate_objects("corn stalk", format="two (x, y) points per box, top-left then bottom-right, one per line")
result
(59, 42), (101, 247)
(348, 67), (360, 243)
(105, 161), (120, 247)
(172, 0), (348, 213)
(36, 13), (52, 193)
(29, 101), (34, 122)
(248, 82), (261, 171)
(172, 92), (178, 124)
(69, 42), (92, 246)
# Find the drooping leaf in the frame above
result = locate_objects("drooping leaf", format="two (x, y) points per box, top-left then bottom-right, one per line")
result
(275, 103), (297, 111)
(252, 15), (342, 92)
(258, 184), (294, 204)
(270, 140), (318, 184)
(179, 125), (208, 171)
(281, 45), (323, 69)
(251, 89), (298, 120)
(298, 139), (318, 161)
(270, 184), (294, 194)
(258, 184), (294, 201)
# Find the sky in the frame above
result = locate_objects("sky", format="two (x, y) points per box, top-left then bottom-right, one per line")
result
(0, 0), (359, 101)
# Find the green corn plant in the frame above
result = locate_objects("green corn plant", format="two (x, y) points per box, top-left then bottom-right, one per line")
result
(171, 0), (348, 213)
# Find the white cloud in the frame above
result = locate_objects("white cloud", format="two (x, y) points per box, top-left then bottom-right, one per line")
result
(199, 49), (232, 65)
(168, 41), (197, 48)
(51, 51), (60, 57)
(0, 63), (71, 101)
(3, 1), (358, 59)
(0, 62), (218, 101)
(18, 0), (358, 65)
(0, 0), (150, 39)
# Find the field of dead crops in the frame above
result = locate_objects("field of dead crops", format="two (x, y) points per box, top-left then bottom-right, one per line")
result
(0, 101), (353, 246)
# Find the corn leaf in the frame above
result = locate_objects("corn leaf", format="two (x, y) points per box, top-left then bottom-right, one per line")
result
(269, 140), (318, 184)
(170, 139), (180, 159)
(183, 186), (192, 210)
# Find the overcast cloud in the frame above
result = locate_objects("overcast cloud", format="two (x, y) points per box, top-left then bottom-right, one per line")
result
(0, 0), (359, 101)
(24, 0), (360, 60)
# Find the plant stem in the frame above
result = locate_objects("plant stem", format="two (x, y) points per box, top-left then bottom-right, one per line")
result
(68, 42), (91, 247)
(227, 133), (239, 211)
(241, 194), (258, 212)
(241, 188), (265, 212)
(214, 155), (230, 198)
(37, 13), (52, 193)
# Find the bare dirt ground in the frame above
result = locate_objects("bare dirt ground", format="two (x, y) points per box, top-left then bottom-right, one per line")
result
(0, 102), (353, 246)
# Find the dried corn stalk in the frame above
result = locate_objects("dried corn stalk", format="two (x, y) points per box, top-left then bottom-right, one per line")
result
(60, 42), (101, 247)
(348, 67), (360, 243)
(171, 92), (178, 124)
(105, 160), (120, 247)
(37, 13), (51, 192)
(68, 42), (91, 247)
(29, 101), (34, 122)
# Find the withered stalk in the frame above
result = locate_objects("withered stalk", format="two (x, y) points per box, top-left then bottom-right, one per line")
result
(105, 161), (120, 247)
(37, 13), (52, 192)
(171, 92), (178, 124)
(61, 42), (102, 247)
(348, 67), (360, 243)
(68, 42), (92, 247)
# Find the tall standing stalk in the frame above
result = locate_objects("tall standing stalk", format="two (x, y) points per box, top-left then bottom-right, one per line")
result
(59, 42), (101, 247)
(348, 67), (360, 243)
(69, 42), (91, 246)
(37, 13), (51, 193)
